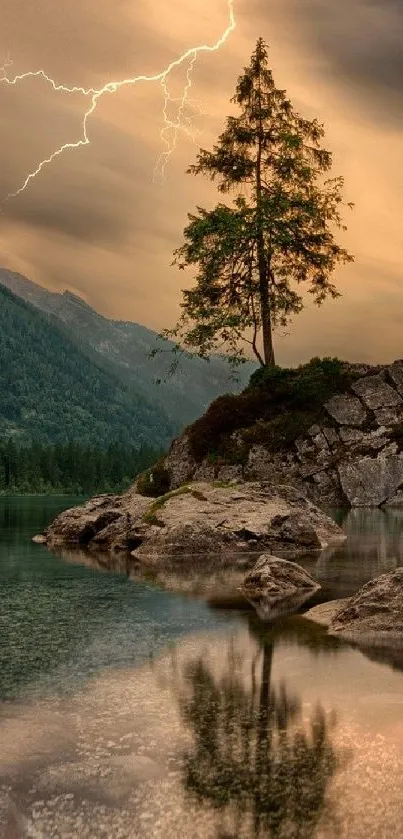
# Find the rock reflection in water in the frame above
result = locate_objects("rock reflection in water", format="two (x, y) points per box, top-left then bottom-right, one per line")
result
(315, 507), (403, 599)
(177, 621), (341, 839)
(57, 546), (256, 606)
(55, 507), (403, 607)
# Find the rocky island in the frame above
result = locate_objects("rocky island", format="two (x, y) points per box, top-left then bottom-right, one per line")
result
(149, 357), (403, 508)
(42, 480), (345, 561)
(36, 357), (403, 638)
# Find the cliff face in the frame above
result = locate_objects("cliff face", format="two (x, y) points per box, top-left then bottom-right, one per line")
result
(142, 359), (403, 508)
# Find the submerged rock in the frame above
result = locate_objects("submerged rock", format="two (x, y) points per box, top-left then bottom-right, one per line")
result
(43, 481), (345, 562)
(329, 568), (403, 643)
(242, 555), (321, 621)
(304, 599), (350, 627)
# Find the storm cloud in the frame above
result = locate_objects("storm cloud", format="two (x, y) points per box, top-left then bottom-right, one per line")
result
(0, 0), (402, 364)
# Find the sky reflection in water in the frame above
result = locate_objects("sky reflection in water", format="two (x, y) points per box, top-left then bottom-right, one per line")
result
(1, 498), (403, 837)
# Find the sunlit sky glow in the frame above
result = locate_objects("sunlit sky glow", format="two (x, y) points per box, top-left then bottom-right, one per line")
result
(0, 0), (402, 365)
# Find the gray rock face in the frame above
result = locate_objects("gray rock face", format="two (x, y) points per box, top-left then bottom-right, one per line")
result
(387, 362), (403, 395)
(330, 568), (403, 642)
(374, 406), (402, 427)
(43, 481), (346, 561)
(242, 555), (320, 620)
(324, 394), (367, 426)
(338, 427), (364, 445)
(352, 373), (402, 410)
(382, 492), (403, 507)
(338, 454), (403, 506)
(163, 435), (195, 488)
(158, 360), (403, 508)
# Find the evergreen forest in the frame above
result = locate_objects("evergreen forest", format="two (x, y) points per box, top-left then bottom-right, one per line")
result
(0, 439), (161, 495)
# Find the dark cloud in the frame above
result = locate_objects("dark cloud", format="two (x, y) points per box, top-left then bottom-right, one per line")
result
(261, 0), (403, 123)
(0, 0), (402, 362)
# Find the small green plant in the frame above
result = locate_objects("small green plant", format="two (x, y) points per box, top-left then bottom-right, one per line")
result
(188, 357), (354, 462)
(142, 511), (165, 527)
(136, 458), (171, 497)
(142, 485), (193, 524)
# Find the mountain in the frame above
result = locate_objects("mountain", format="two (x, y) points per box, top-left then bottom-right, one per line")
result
(0, 284), (174, 447)
(0, 268), (255, 428)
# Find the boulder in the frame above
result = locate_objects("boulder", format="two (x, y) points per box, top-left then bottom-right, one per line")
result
(304, 599), (350, 627)
(324, 394), (367, 426)
(43, 481), (346, 561)
(352, 373), (402, 410)
(329, 568), (403, 642)
(241, 555), (320, 620)
(338, 453), (403, 506)
(45, 494), (148, 548)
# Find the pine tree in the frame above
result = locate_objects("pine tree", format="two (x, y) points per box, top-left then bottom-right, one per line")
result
(168, 38), (354, 367)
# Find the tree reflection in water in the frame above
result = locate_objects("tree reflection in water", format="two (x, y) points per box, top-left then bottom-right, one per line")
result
(178, 625), (340, 839)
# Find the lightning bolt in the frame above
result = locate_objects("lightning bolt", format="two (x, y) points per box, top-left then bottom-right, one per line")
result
(153, 53), (199, 183)
(0, 0), (236, 201)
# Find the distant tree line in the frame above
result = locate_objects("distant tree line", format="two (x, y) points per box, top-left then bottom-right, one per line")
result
(0, 440), (161, 495)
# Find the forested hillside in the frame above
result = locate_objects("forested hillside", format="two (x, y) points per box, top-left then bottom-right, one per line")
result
(0, 269), (254, 427)
(0, 440), (161, 494)
(0, 285), (174, 448)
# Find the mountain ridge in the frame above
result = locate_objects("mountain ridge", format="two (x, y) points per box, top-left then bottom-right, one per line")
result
(0, 282), (174, 447)
(0, 268), (254, 428)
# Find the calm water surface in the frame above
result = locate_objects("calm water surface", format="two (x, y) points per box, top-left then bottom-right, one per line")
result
(1, 497), (403, 838)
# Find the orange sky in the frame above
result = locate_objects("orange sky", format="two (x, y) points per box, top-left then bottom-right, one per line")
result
(0, 0), (402, 365)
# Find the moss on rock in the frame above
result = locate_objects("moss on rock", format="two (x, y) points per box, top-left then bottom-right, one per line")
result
(187, 357), (356, 462)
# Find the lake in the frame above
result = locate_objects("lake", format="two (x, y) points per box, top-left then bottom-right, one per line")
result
(1, 496), (403, 838)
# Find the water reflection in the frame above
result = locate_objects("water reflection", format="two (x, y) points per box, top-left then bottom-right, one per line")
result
(55, 507), (403, 609)
(315, 507), (403, 599)
(178, 622), (341, 839)
(2, 617), (403, 838)
(0, 498), (237, 702)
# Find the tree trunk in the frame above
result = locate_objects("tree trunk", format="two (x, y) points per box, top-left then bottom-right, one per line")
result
(253, 641), (274, 837)
(256, 63), (275, 367)
(259, 266), (275, 366)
